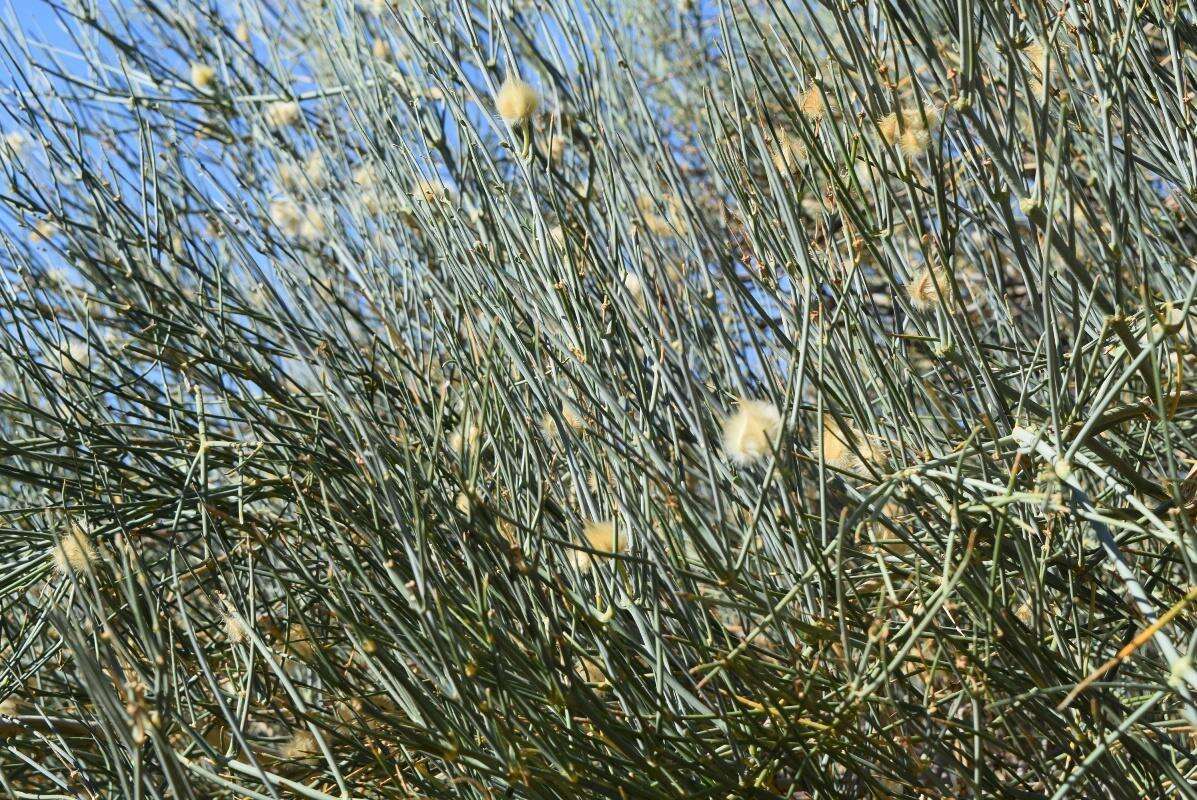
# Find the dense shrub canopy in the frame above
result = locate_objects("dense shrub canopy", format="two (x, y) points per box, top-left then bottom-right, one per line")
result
(1, 0), (1197, 798)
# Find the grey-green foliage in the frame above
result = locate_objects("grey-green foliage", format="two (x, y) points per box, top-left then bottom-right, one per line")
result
(1, 0), (1196, 797)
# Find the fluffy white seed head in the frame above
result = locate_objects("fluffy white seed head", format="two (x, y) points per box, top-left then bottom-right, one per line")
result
(302, 151), (329, 189)
(879, 106), (938, 156)
(190, 62), (217, 91)
(282, 729), (320, 760)
(721, 399), (782, 464)
(623, 272), (646, 306)
(821, 415), (882, 472)
(299, 206), (327, 242)
(572, 520), (622, 572)
(223, 604), (248, 643)
(2, 130), (26, 158)
(52, 524), (96, 575)
(561, 401), (585, 431)
(820, 415), (859, 471)
(264, 100), (302, 128)
(59, 341), (89, 377)
(269, 198), (304, 237)
(799, 84), (830, 119)
(1169, 655), (1193, 688)
(548, 134), (566, 163)
(769, 129), (807, 173)
(907, 266), (949, 312)
(495, 77), (539, 124)
(449, 422), (480, 454)
(352, 163), (378, 188)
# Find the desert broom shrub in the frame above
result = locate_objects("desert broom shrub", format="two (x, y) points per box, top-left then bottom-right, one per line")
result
(1, 0), (1197, 798)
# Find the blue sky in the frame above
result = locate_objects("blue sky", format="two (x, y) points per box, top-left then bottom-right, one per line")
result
(3, 1), (75, 58)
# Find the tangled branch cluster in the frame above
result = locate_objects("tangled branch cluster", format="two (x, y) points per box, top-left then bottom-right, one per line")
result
(1, 0), (1196, 797)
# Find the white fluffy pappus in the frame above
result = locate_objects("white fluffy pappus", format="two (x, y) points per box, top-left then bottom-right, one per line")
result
(52, 524), (96, 575)
(721, 399), (783, 464)
(264, 100), (302, 128)
(190, 62), (217, 91)
(495, 76), (539, 124)
(571, 520), (624, 572)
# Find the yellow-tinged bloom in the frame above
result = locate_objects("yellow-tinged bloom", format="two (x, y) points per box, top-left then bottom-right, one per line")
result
(721, 399), (782, 464)
(623, 271), (646, 307)
(414, 179), (453, 206)
(352, 163), (378, 188)
(269, 198), (303, 237)
(899, 128), (931, 157)
(636, 194), (676, 237)
(30, 219), (58, 243)
(59, 340), (89, 377)
(577, 657), (608, 687)
(495, 77), (539, 124)
(561, 401), (585, 431)
(190, 62), (217, 91)
(820, 415), (857, 470)
(572, 520), (623, 572)
(52, 524), (95, 575)
(879, 106), (938, 156)
(449, 422), (480, 454)
(1022, 39), (1055, 90)
(303, 151), (329, 188)
(282, 729), (320, 760)
(799, 84), (830, 119)
(223, 604), (248, 643)
(548, 134), (566, 163)
(299, 206), (326, 242)
(906, 266), (949, 311)
(820, 415), (880, 472)
(2, 130), (25, 157)
(769, 129), (807, 174)
(265, 100), (302, 128)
